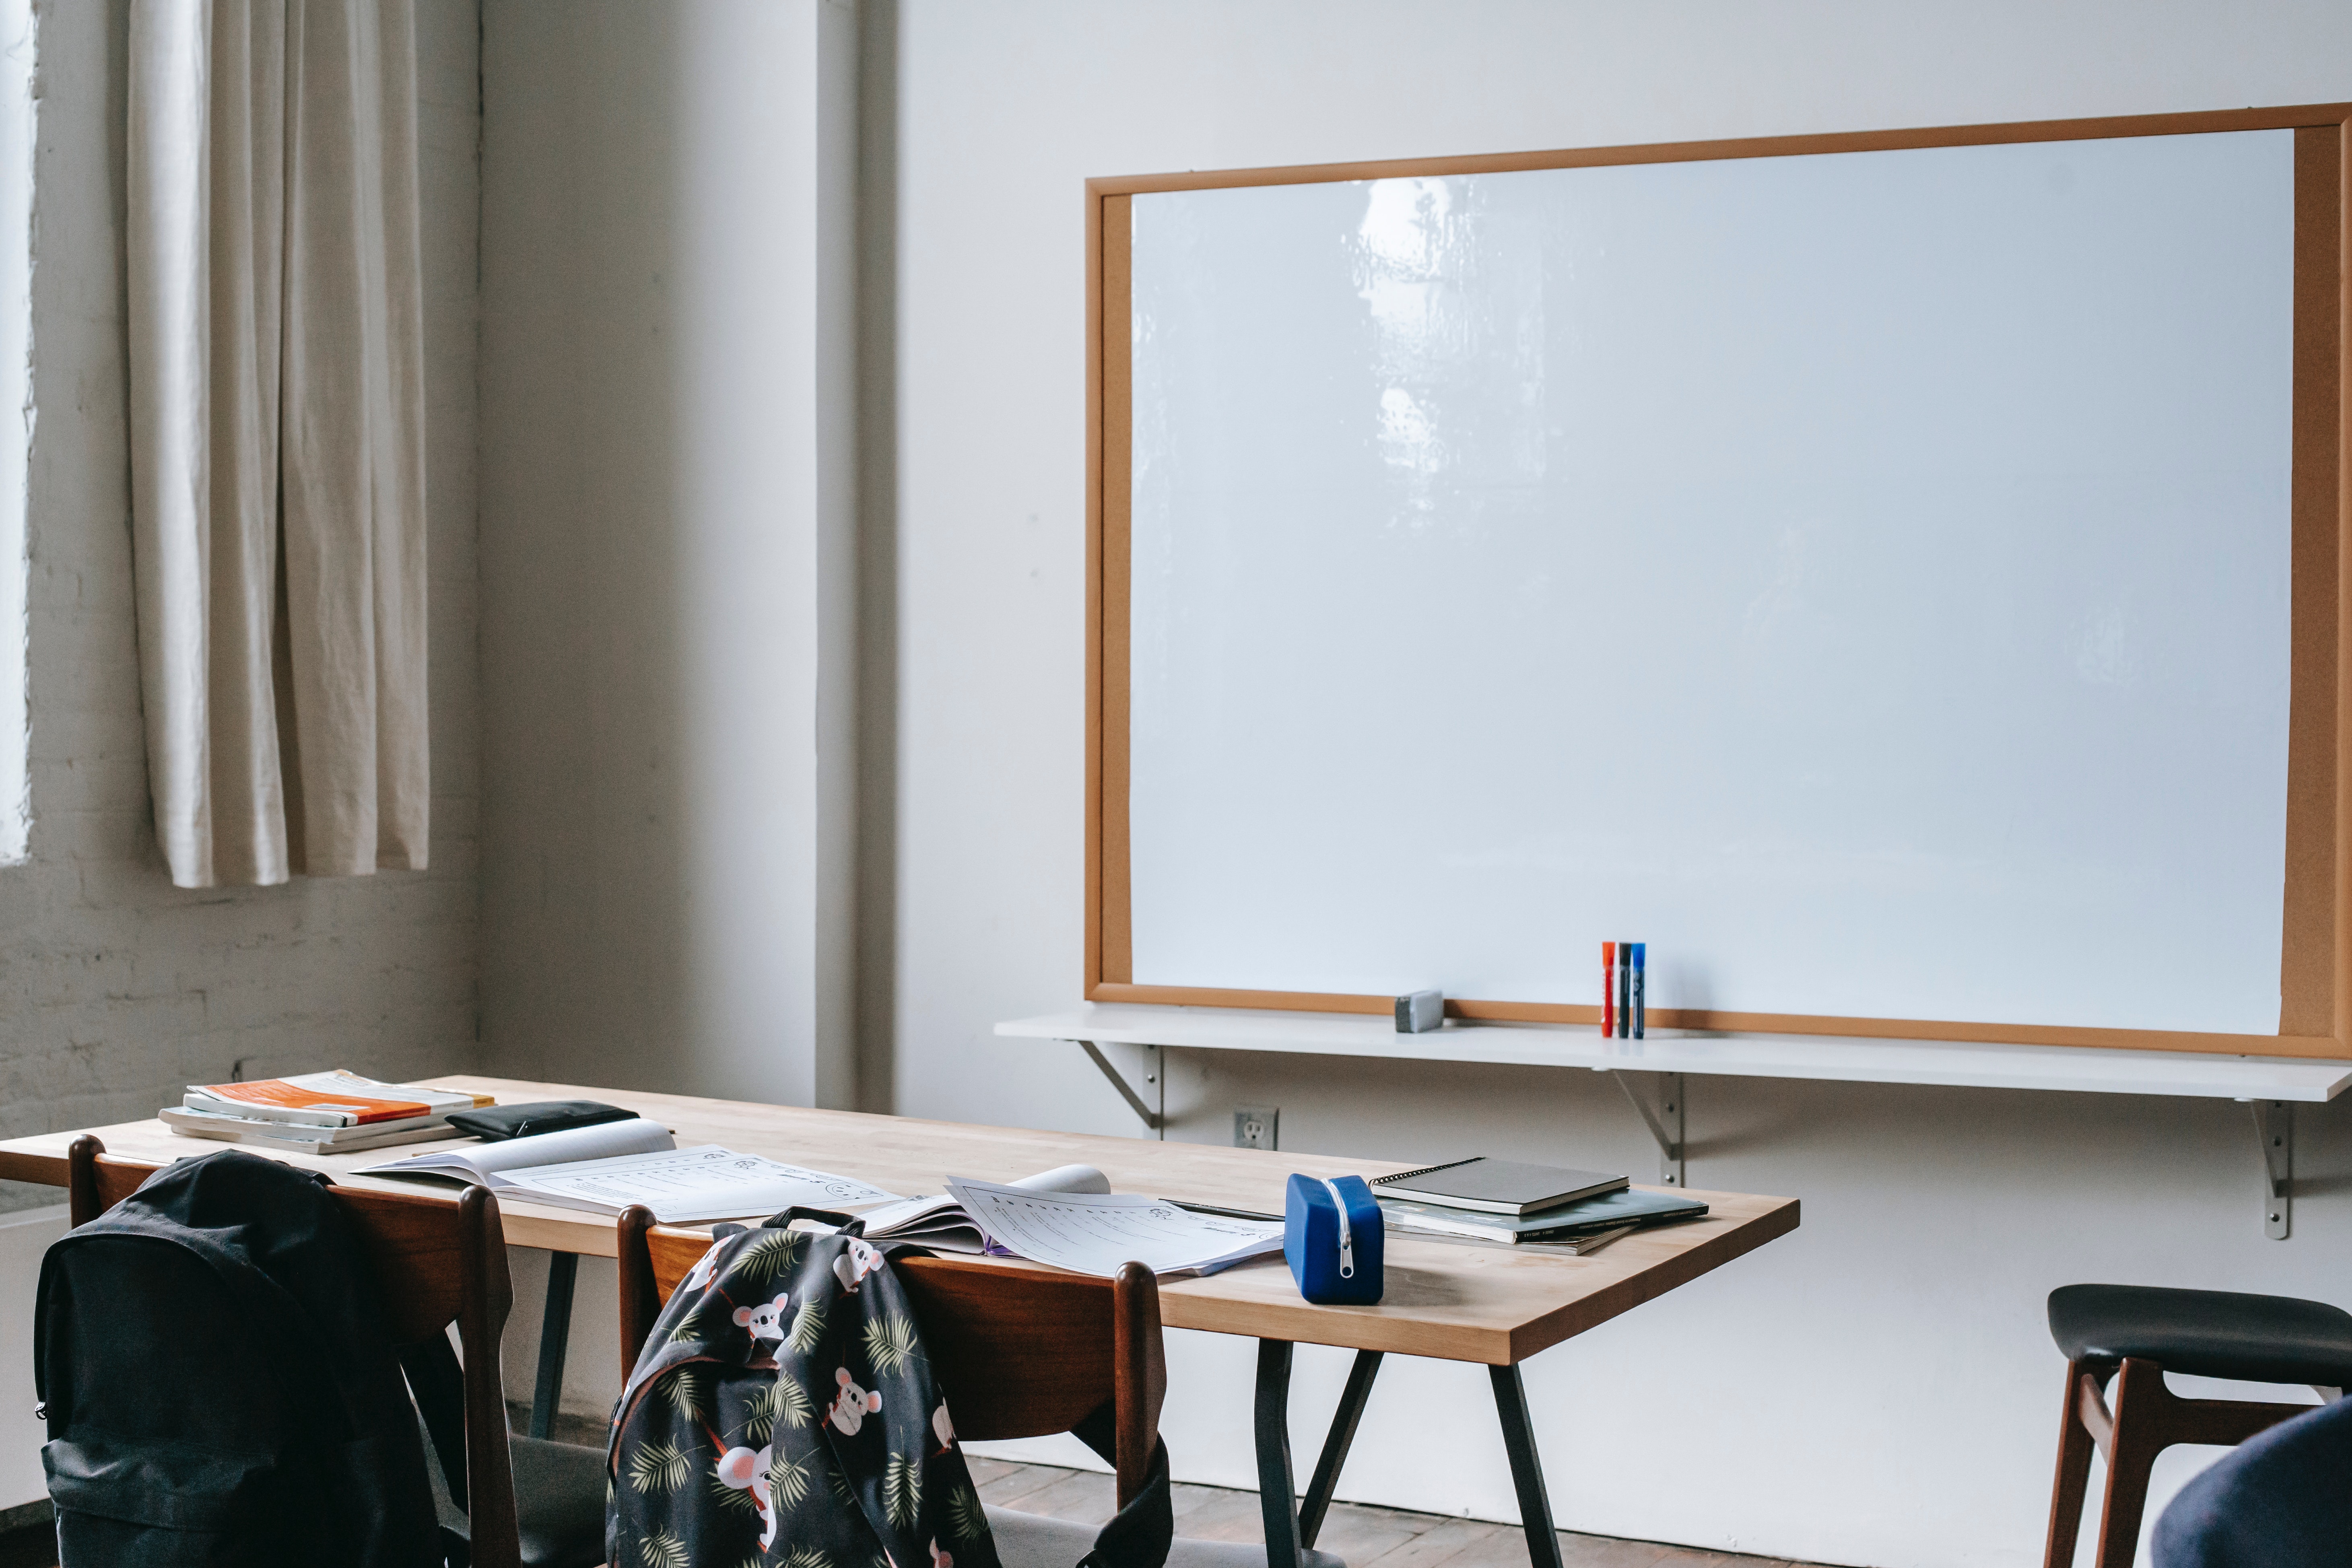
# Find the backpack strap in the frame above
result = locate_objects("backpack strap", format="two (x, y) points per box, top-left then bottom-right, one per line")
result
(761, 1205), (865, 1234)
(1071, 1401), (1174, 1568)
(400, 1335), (470, 1513)
(398, 1337), (475, 1568)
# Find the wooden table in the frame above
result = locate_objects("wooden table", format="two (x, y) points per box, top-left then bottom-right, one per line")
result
(0, 1075), (1797, 1568)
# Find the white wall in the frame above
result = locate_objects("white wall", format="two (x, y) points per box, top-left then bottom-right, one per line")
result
(477, 0), (860, 1111)
(870, 5), (2352, 1566)
(477, 0), (866, 1394)
(466, 2), (2352, 1562)
(0, 1205), (63, 1510)
(0, 0), (482, 1210)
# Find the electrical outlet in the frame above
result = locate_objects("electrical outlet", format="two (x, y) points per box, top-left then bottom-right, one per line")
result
(1233, 1106), (1279, 1150)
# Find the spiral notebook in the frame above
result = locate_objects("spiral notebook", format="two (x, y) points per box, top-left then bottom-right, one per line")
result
(1370, 1157), (1628, 1217)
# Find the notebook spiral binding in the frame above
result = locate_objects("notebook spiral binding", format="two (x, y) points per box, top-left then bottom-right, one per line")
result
(1369, 1157), (1479, 1187)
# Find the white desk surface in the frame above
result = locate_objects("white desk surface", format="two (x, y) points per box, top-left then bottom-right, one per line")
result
(997, 1004), (2352, 1103)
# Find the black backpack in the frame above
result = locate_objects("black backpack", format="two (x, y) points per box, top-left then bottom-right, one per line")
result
(34, 1150), (451, 1568)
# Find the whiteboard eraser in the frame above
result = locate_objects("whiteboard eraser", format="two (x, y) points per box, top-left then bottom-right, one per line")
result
(1395, 989), (1444, 1033)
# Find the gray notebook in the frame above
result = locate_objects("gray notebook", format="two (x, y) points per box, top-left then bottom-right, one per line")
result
(1371, 1157), (1627, 1216)
(1380, 1187), (1705, 1243)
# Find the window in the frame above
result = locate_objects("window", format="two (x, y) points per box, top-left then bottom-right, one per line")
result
(0, 0), (33, 865)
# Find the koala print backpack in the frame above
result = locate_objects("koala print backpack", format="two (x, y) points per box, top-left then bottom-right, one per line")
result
(609, 1218), (1169, 1568)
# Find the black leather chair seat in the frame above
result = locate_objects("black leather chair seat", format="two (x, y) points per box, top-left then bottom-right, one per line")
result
(2049, 1284), (2352, 1387)
(511, 1435), (609, 1568)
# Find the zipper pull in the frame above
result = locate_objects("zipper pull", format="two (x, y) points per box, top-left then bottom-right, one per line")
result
(1319, 1177), (1355, 1279)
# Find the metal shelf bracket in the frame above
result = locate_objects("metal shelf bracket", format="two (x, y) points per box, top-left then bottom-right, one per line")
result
(1077, 1039), (1165, 1137)
(2248, 1098), (2292, 1240)
(1607, 1070), (1685, 1187)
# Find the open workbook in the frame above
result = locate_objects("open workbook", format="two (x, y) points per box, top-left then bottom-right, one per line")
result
(808, 1164), (1281, 1278)
(357, 1119), (900, 1224)
(935, 1173), (1281, 1277)
(847, 1162), (1111, 1251)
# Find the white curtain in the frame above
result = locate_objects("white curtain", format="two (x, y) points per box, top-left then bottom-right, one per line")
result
(126, 0), (427, 888)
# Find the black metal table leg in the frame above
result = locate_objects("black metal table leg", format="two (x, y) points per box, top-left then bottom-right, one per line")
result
(1299, 1349), (1384, 1547)
(1255, 1339), (1303, 1568)
(1490, 1363), (1564, 1568)
(529, 1250), (579, 1439)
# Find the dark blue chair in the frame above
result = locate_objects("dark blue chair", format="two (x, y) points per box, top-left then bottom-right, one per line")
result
(2153, 1394), (2352, 1565)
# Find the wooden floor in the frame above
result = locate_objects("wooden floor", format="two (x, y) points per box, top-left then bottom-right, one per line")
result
(0, 1448), (1831, 1568)
(972, 1458), (1826, 1568)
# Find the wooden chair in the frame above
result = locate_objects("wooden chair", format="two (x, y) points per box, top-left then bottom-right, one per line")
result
(616, 1208), (1347, 1568)
(66, 1136), (604, 1568)
(2043, 1282), (2352, 1568)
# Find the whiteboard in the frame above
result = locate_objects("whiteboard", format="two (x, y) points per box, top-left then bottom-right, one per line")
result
(1123, 129), (2298, 1036)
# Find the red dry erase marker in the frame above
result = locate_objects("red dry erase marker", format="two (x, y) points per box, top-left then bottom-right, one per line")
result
(1602, 941), (1616, 1037)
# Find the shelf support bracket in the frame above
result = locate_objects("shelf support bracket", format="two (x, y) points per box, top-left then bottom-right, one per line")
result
(2249, 1098), (2292, 1240)
(1076, 1039), (1163, 1135)
(1609, 1071), (1685, 1188)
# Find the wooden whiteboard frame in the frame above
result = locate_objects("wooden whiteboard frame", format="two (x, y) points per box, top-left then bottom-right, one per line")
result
(1084, 105), (2352, 1060)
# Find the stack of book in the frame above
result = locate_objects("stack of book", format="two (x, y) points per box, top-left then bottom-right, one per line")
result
(162, 1071), (496, 1155)
(1371, 1156), (1707, 1255)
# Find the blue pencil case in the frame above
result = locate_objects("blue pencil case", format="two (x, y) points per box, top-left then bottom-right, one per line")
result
(1284, 1173), (1384, 1305)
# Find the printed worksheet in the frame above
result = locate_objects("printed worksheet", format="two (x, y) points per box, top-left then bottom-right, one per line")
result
(494, 1145), (900, 1223)
(943, 1177), (1282, 1277)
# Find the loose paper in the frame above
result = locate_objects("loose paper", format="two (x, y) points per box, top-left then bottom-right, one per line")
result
(944, 1176), (1282, 1278)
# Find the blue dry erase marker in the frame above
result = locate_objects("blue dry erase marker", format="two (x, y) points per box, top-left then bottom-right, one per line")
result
(1630, 943), (1645, 1039)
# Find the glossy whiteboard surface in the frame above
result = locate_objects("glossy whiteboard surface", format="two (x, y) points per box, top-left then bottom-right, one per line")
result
(1126, 130), (2294, 1034)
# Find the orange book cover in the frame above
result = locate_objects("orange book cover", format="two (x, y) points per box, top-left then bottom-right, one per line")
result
(200, 1081), (429, 1124)
(190, 1070), (489, 1127)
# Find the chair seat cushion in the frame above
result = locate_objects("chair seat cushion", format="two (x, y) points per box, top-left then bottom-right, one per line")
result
(2048, 1284), (2352, 1387)
(510, 1435), (610, 1568)
(987, 1504), (1347, 1568)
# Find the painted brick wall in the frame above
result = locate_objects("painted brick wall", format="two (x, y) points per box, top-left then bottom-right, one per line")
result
(0, 0), (484, 1209)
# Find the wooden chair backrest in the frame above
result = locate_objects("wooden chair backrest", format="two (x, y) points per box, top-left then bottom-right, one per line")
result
(616, 1208), (1169, 1506)
(66, 1135), (524, 1568)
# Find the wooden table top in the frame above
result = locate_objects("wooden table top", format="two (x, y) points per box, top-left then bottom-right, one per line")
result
(0, 1074), (1797, 1366)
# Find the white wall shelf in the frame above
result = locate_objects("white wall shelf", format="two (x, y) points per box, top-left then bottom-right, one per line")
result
(998, 1003), (2352, 1099)
(997, 1004), (2352, 1234)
